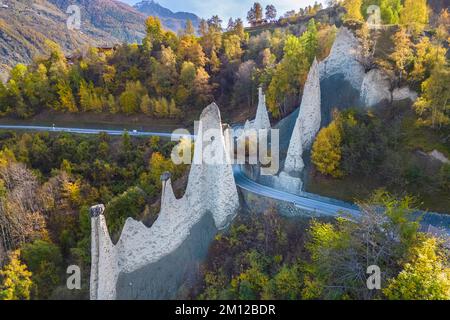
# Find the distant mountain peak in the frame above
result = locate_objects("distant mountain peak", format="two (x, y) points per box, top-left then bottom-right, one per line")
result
(133, 0), (201, 31)
(134, 0), (174, 17)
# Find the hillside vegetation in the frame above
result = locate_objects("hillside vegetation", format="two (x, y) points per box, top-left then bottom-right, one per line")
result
(0, 0), (202, 79)
(0, 0), (117, 77)
(0, 11), (337, 122)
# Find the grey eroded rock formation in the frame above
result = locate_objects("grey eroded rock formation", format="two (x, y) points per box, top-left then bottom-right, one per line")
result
(254, 87), (272, 131)
(360, 69), (392, 107)
(393, 86), (418, 102)
(236, 87), (272, 142)
(320, 28), (366, 91)
(235, 88), (273, 167)
(319, 27), (417, 119)
(273, 171), (304, 195)
(266, 59), (321, 195)
(429, 150), (450, 164)
(291, 58), (322, 151)
(319, 28), (365, 125)
(90, 103), (239, 300)
(116, 212), (217, 299)
(284, 122), (305, 175)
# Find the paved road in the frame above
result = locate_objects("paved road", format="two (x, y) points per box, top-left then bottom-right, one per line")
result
(2, 124), (449, 232)
(233, 166), (361, 218)
(0, 125), (193, 139)
(233, 165), (450, 234)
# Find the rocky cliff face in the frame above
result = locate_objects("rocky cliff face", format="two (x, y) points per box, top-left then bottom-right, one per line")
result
(320, 28), (365, 91)
(319, 27), (416, 120)
(318, 28), (365, 125)
(360, 68), (392, 107)
(90, 103), (239, 300)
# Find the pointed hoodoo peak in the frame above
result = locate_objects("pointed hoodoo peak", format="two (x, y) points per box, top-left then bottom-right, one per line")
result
(280, 56), (320, 187)
(319, 27), (365, 90)
(258, 87), (265, 104)
(160, 172), (177, 213)
(254, 87), (271, 131)
(200, 102), (222, 124)
(160, 179), (178, 217)
(190, 102), (227, 168)
(90, 102), (239, 300)
(90, 203), (118, 300)
(308, 57), (320, 85)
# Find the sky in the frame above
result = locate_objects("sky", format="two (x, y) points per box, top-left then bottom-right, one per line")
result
(121, 0), (328, 24)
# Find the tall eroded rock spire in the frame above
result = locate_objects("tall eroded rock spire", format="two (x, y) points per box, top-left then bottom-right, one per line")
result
(254, 87), (271, 131)
(236, 87), (271, 144)
(297, 58), (321, 150)
(284, 58), (321, 175)
(90, 103), (239, 300)
(271, 59), (321, 195)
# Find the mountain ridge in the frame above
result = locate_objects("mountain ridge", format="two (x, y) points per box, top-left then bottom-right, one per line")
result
(0, 0), (199, 79)
(47, 0), (146, 43)
(133, 0), (201, 32)
(0, 0), (120, 79)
